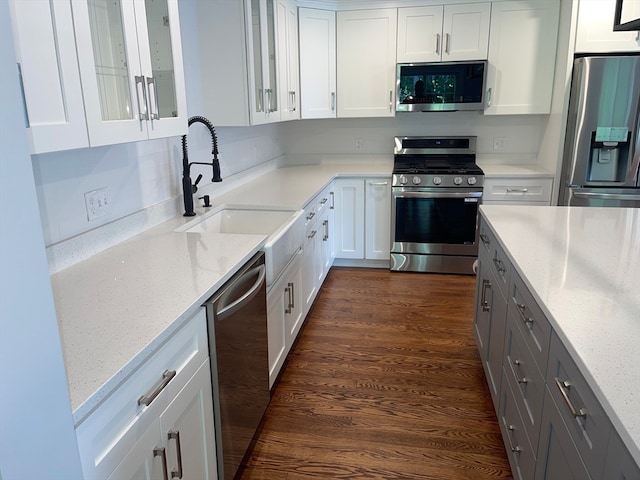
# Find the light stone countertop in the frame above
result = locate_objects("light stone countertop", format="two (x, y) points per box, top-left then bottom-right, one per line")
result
(480, 205), (640, 465)
(52, 162), (392, 425)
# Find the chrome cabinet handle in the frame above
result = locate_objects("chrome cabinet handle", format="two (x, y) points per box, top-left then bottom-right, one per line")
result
(135, 75), (149, 121)
(308, 230), (317, 239)
(512, 360), (528, 384)
(167, 431), (183, 479)
(154, 447), (170, 480)
(284, 286), (291, 314)
(506, 188), (529, 193)
(323, 219), (329, 241)
(16, 63), (30, 127)
(292, 91), (296, 111)
(331, 92), (336, 111)
(389, 90), (393, 112)
(445, 33), (450, 54)
(306, 211), (315, 221)
(288, 282), (295, 310)
(555, 377), (588, 419)
(506, 425), (522, 454)
(330, 191), (335, 209)
(146, 76), (159, 120)
(479, 233), (490, 247)
(480, 279), (491, 312)
(320, 198), (328, 205)
(486, 87), (492, 108)
(369, 181), (389, 186)
(493, 257), (506, 275)
(513, 299), (534, 325)
(138, 370), (176, 406)
(435, 33), (441, 54)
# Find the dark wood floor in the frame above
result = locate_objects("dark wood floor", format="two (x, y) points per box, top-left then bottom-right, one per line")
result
(239, 267), (512, 479)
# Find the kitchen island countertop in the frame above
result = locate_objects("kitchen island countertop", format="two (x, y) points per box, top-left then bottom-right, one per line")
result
(480, 205), (640, 465)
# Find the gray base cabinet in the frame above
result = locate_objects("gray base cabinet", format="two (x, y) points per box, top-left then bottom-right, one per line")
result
(474, 214), (639, 480)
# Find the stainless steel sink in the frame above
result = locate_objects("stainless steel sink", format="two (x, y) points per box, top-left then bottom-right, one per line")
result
(176, 206), (304, 287)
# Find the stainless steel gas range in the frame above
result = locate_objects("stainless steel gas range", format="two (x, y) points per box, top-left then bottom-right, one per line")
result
(390, 136), (484, 274)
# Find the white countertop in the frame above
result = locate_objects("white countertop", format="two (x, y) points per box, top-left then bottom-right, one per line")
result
(52, 162), (392, 424)
(480, 205), (640, 465)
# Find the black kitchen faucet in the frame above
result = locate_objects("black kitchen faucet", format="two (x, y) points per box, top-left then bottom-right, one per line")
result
(181, 115), (222, 216)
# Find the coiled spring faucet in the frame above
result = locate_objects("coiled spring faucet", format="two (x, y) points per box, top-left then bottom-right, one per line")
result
(181, 115), (222, 216)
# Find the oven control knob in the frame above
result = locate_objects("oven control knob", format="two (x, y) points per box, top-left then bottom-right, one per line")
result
(399, 175), (408, 185)
(468, 177), (477, 185)
(412, 176), (422, 185)
(454, 176), (463, 185)
(433, 176), (442, 185)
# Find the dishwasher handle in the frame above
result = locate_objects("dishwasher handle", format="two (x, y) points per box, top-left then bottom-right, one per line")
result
(215, 264), (266, 321)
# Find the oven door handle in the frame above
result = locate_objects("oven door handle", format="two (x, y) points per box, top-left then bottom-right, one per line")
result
(393, 190), (483, 199)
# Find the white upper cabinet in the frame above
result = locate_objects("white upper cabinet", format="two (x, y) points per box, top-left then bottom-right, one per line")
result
(397, 3), (491, 63)
(299, 8), (337, 119)
(277, 0), (300, 121)
(72, 0), (187, 146)
(8, 0), (88, 154)
(485, 0), (560, 115)
(337, 9), (397, 118)
(575, 0), (640, 53)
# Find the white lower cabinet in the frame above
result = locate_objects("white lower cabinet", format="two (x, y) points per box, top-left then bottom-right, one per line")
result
(267, 248), (303, 388)
(76, 309), (216, 480)
(334, 178), (391, 261)
(483, 176), (554, 206)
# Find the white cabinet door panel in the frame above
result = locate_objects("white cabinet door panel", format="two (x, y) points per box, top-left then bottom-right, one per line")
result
(365, 179), (391, 261)
(337, 9), (397, 118)
(397, 6), (443, 63)
(443, 3), (491, 61)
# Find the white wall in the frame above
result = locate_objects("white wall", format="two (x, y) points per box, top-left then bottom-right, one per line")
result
(0, 2), (83, 478)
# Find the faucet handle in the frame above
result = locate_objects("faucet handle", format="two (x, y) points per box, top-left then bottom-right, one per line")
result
(199, 195), (211, 208)
(192, 174), (203, 193)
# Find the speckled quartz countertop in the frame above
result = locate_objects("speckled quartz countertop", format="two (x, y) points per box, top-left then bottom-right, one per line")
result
(480, 205), (640, 465)
(51, 162), (392, 425)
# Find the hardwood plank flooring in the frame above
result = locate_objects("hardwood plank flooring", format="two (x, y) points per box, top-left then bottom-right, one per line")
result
(239, 267), (512, 479)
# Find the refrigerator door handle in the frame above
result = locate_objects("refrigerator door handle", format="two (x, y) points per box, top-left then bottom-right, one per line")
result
(573, 192), (640, 201)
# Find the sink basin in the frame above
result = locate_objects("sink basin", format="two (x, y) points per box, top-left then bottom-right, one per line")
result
(176, 206), (304, 287)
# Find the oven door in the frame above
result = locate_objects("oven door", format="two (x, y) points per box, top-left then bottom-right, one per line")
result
(391, 188), (482, 256)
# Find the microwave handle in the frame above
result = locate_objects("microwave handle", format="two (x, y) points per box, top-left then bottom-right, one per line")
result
(486, 87), (492, 108)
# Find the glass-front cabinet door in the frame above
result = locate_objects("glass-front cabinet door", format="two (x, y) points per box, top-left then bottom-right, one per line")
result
(246, 0), (279, 124)
(72, 0), (186, 146)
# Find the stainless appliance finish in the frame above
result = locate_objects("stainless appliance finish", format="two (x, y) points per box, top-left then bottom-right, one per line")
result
(559, 54), (640, 207)
(396, 61), (487, 112)
(205, 251), (270, 480)
(391, 136), (484, 274)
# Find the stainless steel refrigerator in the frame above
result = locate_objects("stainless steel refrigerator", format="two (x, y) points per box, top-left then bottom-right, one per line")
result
(559, 54), (640, 207)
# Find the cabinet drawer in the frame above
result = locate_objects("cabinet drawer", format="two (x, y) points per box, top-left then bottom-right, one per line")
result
(483, 177), (553, 204)
(76, 309), (209, 480)
(508, 270), (551, 376)
(503, 318), (545, 448)
(498, 368), (537, 480)
(546, 332), (611, 478)
(478, 217), (494, 260)
(316, 185), (332, 216)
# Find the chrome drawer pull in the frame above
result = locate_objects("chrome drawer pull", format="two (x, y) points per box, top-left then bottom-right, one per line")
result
(555, 377), (588, 419)
(154, 447), (170, 480)
(506, 425), (522, 454)
(306, 211), (315, 221)
(513, 299), (534, 325)
(481, 279), (491, 312)
(493, 257), (506, 274)
(479, 233), (490, 247)
(320, 198), (328, 205)
(512, 359), (528, 384)
(138, 370), (176, 406)
(288, 282), (295, 310)
(168, 431), (183, 479)
(506, 188), (529, 193)
(308, 230), (317, 239)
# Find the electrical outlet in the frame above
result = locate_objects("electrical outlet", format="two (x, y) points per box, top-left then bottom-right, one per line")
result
(493, 137), (506, 151)
(84, 188), (109, 221)
(355, 138), (364, 151)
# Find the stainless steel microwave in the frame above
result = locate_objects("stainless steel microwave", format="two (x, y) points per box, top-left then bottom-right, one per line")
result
(396, 61), (487, 112)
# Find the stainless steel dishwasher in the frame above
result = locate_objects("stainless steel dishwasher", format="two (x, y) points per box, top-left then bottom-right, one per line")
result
(205, 251), (270, 480)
